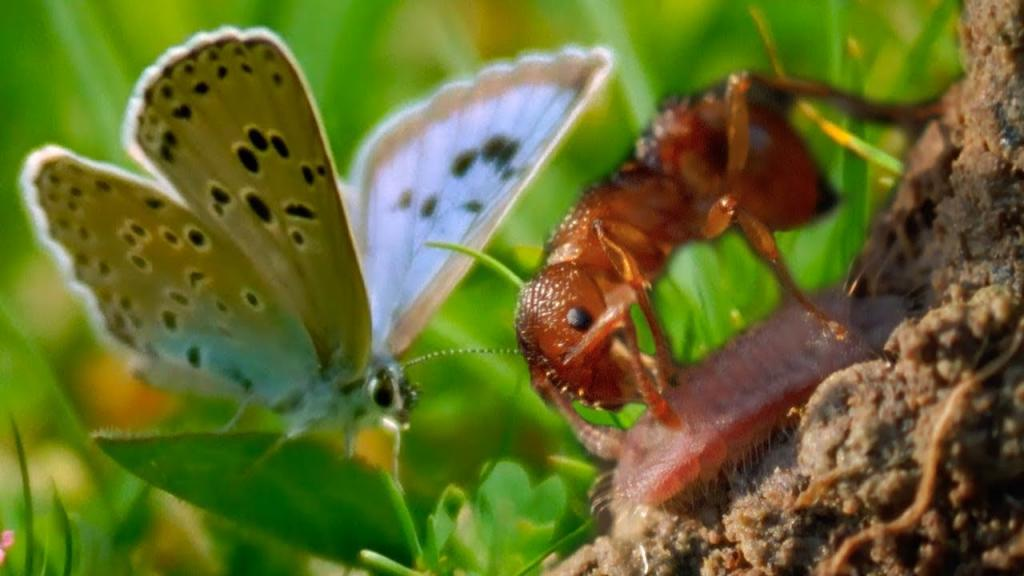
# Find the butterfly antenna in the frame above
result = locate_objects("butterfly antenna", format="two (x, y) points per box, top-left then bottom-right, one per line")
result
(402, 347), (521, 369)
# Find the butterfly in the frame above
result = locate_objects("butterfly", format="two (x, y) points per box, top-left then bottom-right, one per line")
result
(20, 27), (612, 445)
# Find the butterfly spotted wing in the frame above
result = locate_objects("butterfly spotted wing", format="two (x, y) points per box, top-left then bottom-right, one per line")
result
(125, 28), (370, 377)
(21, 147), (319, 404)
(23, 28), (371, 408)
(349, 47), (613, 356)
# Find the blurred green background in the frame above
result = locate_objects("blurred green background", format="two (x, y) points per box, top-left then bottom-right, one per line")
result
(0, 1), (958, 574)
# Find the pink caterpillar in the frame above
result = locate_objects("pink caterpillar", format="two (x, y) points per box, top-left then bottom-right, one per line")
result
(604, 292), (900, 505)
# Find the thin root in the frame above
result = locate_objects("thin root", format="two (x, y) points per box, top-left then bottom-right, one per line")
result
(822, 319), (1024, 575)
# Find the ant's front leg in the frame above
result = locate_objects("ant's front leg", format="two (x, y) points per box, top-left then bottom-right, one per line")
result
(591, 221), (681, 429)
(530, 370), (625, 460)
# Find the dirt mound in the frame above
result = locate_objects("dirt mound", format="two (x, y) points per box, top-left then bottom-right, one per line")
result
(552, 0), (1024, 573)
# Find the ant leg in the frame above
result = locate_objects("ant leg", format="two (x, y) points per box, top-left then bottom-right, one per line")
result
(591, 222), (677, 392)
(725, 72), (752, 179)
(700, 73), (751, 240)
(741, 71), (942, 125)
(735, 209), (848, 339)
(591, 222), (682, 430)
(532, 372), (624, 459)
(619, 319), (682, 429)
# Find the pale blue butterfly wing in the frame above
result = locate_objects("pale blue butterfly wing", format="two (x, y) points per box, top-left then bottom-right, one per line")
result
(124, 28), (371, 378)
(21, 147), (319, 404)
(348, 47), (613, 356)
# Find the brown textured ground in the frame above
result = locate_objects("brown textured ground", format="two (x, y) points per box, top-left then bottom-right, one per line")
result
(550, 0), (1024, 574)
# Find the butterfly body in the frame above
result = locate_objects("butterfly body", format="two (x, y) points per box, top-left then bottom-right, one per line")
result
(22, 27), (611, 439)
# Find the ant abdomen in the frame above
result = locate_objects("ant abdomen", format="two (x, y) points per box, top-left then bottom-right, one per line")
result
(642, 97), (825, 231)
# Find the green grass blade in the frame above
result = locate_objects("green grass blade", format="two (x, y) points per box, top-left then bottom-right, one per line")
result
(896, 0), (958, 96)
(576, 0), (655, 131)
(53, 489), (73, 576)
(11, 419), (35, 576)
(42, 0), (131, 160)
(512, 520), (593, 576)
(428, 241), (524, 288)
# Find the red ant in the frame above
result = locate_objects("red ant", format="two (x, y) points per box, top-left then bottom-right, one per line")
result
(515, 72), (939, 456)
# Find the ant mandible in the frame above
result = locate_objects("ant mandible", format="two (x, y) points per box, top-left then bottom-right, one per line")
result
(515, 71), (939, 456)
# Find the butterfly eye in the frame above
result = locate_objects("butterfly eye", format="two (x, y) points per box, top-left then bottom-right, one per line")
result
(566, 307), (593, 331)
(368, 373), (395, 409)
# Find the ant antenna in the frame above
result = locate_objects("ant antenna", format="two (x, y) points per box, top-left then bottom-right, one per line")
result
(402, 347), (521, 369)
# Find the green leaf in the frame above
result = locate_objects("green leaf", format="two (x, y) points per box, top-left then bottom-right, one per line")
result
(480, 462), (532, 513)
(95, 431), (414, 565)
(423, 485), (465, 570)
(522, 477), (566, 526)
(358, 550), (427, 576)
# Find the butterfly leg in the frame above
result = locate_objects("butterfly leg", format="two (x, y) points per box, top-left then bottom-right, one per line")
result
(591, 221), (681, 429)
(378, 419), (405, 485)
(220, 397), (254, 433)
(239, 434), (290, 480)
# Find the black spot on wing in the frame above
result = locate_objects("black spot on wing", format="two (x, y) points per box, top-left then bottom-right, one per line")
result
(451, 149), (478, 178)
(162, 228), (181, 246)
(188, 270), (207, 289)
(481, 135), (519, 169)
(168, 290), (190, 306)
(248, 128), (269, 151)
(245, 192), (273, 223)
(186, 227), (207, 248)
(270, 134), (289, 158)
(463, 200), (484, 213)
(284, 203), (316, 220)
(243, 290), (263, 310)
(396, 189), (413, 210)
(210, 185), (231, 205)
(236, 146), (260, 173)
(186, 345), (201, 368)
(161, 310), (178, 331)
(420, 195), (438, 218)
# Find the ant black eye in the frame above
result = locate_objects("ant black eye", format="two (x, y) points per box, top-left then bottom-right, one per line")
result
(566, 307), (593, 331)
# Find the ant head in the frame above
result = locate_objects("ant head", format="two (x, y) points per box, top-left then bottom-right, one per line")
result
(515, 262), (631, 408)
